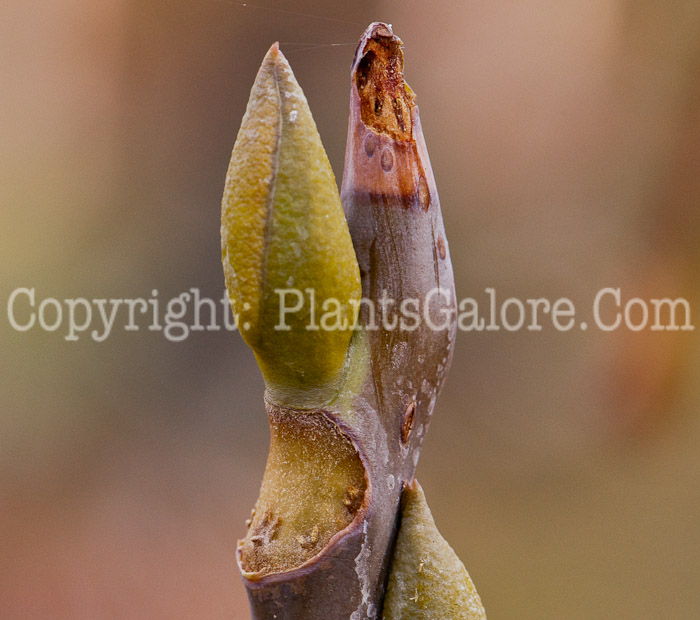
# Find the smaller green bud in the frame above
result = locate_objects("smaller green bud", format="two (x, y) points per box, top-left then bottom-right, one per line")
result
(221, 44), (361, 404)
(383, 481), (487, 620)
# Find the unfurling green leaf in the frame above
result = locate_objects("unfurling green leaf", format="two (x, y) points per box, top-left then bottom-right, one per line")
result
(383, 480), (487, 620)
(221, 43), (361, 403)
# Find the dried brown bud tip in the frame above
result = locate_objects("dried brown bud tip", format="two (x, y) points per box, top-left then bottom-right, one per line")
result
(343, 22), (433, 209)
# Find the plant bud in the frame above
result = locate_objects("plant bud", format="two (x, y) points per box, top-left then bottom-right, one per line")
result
(221, 44), (361, 402)
(383, 481), (487, 620)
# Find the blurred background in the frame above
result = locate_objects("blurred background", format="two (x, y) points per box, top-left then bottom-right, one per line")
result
(1, 1), (699, 618)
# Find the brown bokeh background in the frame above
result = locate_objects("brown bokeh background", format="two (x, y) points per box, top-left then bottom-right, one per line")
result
(2, 1), (699, 619)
